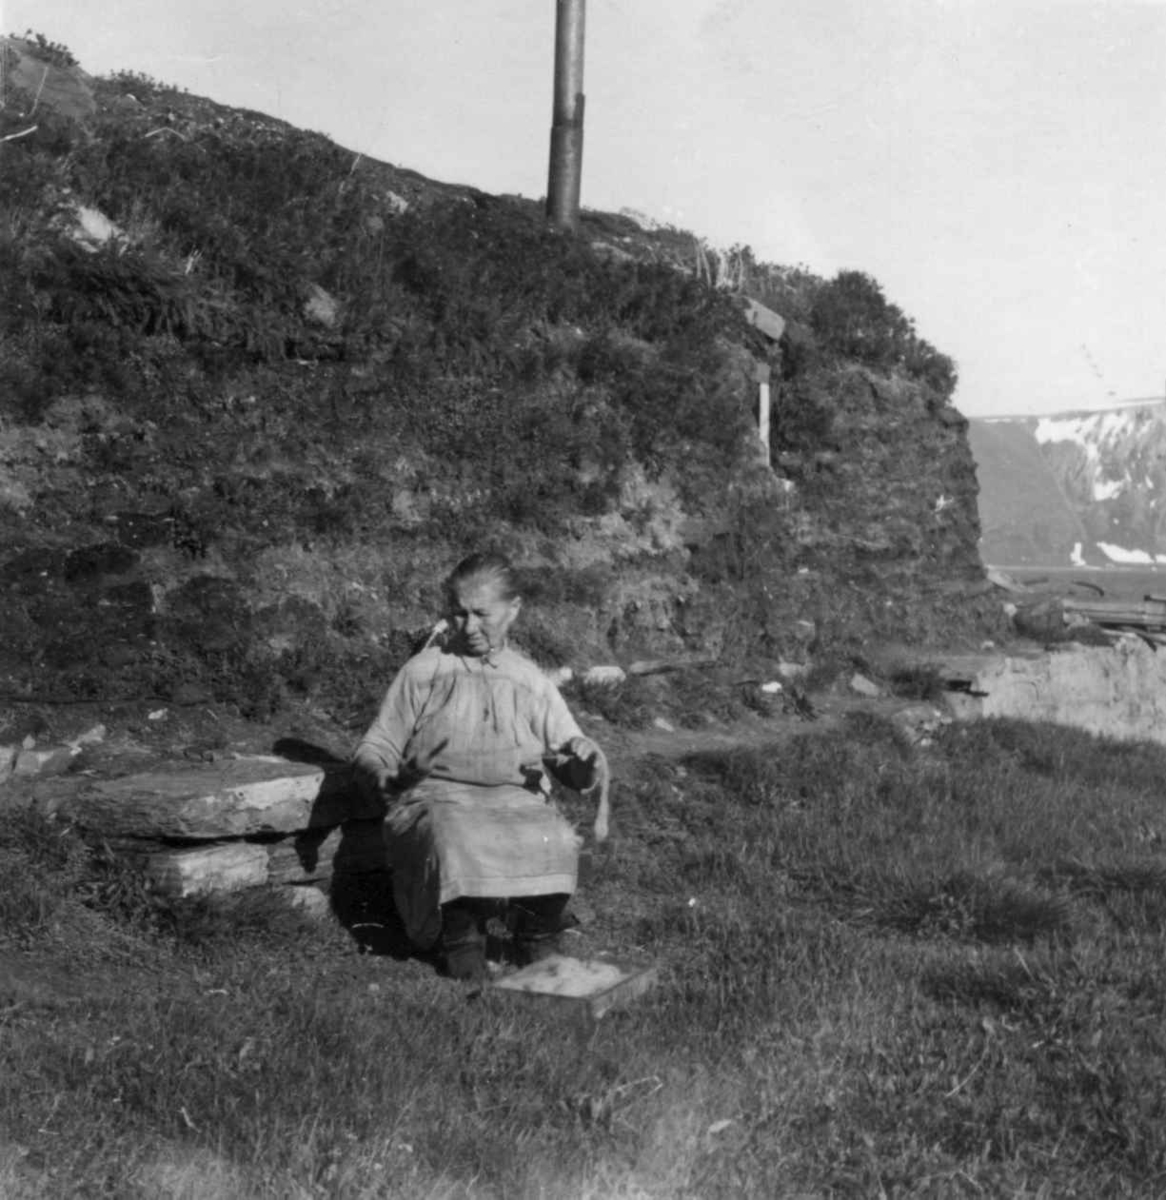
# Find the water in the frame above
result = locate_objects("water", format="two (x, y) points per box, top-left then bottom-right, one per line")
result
(994, 565), (1166, 603)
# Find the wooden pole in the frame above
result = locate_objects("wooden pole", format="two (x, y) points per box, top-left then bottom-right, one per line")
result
(546, 0), (586, 231)
(755, 361), (772, 457)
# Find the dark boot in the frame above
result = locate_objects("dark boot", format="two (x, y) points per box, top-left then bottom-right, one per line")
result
(440, 900), (488, 982)
(512, 894), (569, 965)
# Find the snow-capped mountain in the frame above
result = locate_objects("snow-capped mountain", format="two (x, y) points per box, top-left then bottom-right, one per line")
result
(968, 399), (1166, 567)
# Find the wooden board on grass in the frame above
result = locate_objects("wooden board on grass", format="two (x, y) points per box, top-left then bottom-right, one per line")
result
(491, 954), (657, 1020)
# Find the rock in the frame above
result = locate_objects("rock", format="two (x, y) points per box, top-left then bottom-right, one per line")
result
(170, 681), (214, 707)
(145, 843), (269, 898)
(890, 703), (951, 746)
(57, 757), (374, 839)
(284, 886), (331, 918)
(12, 745), (77, 779)
(590, 241), (636, 264)
(652, 717), (677, 732)
(849, 673), (881, 698)
(67, 205), (128, 254)
(66, 724), (106, 751)
(583, 665), (626, 687)
(792, 620), (817, 645)
(110, 816), (386, 899)
(0, 745), (17, 785)
(775, 661), (809, 682)
(266, 819), (386, 884)
(1011, 599), (1064, 640)
(940, 641), (1166, 748)
(303, 284), (339, 328)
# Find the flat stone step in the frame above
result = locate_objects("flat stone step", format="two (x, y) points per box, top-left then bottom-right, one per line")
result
(146, 842), (269, 898)
(59, 756), (377, 839)
(132, 819), (388, 898)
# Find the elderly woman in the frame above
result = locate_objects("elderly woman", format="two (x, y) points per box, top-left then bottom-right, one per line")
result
(353, 553), (609, 982)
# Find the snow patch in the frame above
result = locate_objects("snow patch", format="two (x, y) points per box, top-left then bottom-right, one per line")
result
(1094, 478), (1124, 502)
(1097, 541), (1155, 565)
(1034, 410), (1137, 453)
(1070, 542), (1085, 567)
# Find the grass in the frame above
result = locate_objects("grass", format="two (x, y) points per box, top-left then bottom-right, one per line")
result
(6, 715), (1166, 1195)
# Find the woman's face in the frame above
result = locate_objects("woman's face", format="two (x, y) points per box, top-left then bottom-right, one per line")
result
(448, 576), (521, 657)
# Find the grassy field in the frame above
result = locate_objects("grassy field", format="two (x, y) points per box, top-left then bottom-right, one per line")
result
(5, 714), (1166, 1197)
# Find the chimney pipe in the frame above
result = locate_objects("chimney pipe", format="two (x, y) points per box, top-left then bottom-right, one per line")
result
(546, 0), (586, 232)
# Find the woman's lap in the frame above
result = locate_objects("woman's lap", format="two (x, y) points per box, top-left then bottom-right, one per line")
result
(386, 782), (579, 948)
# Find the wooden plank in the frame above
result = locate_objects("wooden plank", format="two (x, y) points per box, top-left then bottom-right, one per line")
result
(58, 757), (377, 839)
(627, 655), (718, 677)
(743, 298), (785, 342)
(1062, 597), (1166, 628)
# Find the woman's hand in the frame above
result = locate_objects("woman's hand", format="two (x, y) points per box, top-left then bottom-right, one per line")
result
(371, 766), (396, 801)
(563, 736), (603, 790)
(563, 736), (610, 845)
(395, 739), (449, 792)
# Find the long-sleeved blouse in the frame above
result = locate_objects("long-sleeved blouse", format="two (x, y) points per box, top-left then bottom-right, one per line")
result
(353, 645), (584, 791)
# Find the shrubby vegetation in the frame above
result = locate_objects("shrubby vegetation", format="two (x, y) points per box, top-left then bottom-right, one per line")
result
(0, 38), (984, 718)
(16, 29), (76, 68)
(689, 244), (958, 404)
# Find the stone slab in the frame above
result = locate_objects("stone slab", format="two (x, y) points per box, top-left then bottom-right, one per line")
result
(266, 819), (386, 884)
(12, 745), (78, 779)
(59, 756), (377, 839)
(146, 843), (269, 898)
(0, 745), (16, 786)
(101, 816), (387, 897)
(938, 639), (1166, 746)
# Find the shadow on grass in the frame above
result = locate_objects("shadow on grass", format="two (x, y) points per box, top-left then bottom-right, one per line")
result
(921, 958), (1050, 1012)
(329, 868), (416, 960)
(274, 735), (424, 963)
(272, 735), (348, 767)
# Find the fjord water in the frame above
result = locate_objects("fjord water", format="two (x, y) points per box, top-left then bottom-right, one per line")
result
(1001, 565), (1166, 602)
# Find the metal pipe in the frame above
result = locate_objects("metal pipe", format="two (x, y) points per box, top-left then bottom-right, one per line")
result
(546, 0), (586, 231)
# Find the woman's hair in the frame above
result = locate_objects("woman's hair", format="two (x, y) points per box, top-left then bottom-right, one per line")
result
(444, 552), (521, 603)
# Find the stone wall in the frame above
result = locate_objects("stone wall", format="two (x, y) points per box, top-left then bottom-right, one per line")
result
(940, 638), (1166, 746)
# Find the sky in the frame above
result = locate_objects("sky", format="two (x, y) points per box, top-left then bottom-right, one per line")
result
(5, 0), (1166, 417)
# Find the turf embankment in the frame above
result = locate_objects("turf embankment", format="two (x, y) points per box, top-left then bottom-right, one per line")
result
(1, 37), (994, 724)
(4, 715), (1166, 1197)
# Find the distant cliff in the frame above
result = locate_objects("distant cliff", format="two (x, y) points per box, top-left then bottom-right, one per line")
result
(970, 401), (1166, 567)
